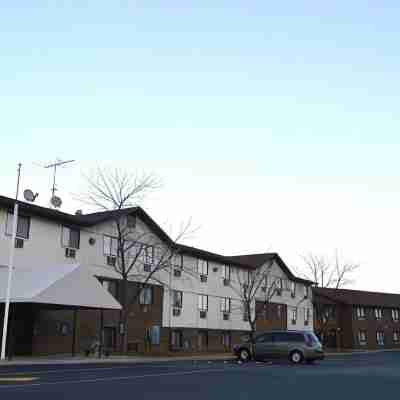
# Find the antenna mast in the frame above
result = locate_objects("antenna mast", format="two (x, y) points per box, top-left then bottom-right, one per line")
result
(44, 159), (75, 208)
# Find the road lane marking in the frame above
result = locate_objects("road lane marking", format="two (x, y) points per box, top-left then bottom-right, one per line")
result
(0, 367), (241, 390)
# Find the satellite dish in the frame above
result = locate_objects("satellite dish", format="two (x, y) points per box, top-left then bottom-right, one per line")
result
(23, 189), (38, 202)
(50, 195), (62, 208)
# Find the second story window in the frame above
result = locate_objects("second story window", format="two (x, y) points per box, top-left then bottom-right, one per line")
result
(304, 285), (309, 299)
(355, 306), (366, 320)
(142, 245), (154, 270)
(103, 235), (118, 256)
(221, 297), (231, 313)
(304, 308), (311, 324)
(139, 286), (153, 305)
(376, 331), (385, 346)
(392, 309), (399, 321)
(374, 308), (383, 320)
(172, 290), (183, 308)
(290, 281), (296, 298)
(6, 212), (30, 239)
(198, 294), (208, 311)
(198, 259), (208, 276)
(62, 226), (80, 249)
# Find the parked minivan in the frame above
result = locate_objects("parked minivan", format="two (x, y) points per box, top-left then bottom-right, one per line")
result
(233, 330), (324, 364)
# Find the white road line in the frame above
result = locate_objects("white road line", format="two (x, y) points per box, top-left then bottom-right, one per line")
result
(0, 367), (239, 390)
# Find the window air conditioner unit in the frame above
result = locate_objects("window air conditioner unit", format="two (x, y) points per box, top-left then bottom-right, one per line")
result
(65, 248), (76, 259)
(174, 269), (182, 277)
(223, 312), (230, 321)
(223, 279), (230, 286)
(200, 274), (208, 283)
(173, 308), (181, 317)
(144, 264), (152, 272)
(199, 310), (207, 319)
(107, 256), (116, 267)
(15, 238), (24, 249)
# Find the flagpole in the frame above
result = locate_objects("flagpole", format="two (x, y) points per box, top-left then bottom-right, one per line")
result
(1, 163), (22, 361)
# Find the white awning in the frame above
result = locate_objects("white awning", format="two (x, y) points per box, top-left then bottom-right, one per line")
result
(0, 263), (122, 310)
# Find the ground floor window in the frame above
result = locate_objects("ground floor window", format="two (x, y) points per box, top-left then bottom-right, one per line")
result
(393, 331), (400, 343)
(171, 330), (183, 348)
(358, 330), (367, 346)
(198, 330), (208, 350)
(376, 331), (385, 346)
(221, 331), (231, 349)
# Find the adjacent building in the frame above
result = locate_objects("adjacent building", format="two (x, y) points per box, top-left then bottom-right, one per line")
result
(313, 287), (400, 350)
(0, 194), (314, 356)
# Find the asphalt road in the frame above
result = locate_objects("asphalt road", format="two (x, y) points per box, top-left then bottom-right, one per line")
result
(1, 352), (400, 400)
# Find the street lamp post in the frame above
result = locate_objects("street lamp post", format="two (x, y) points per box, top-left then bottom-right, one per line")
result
(1, 163), (22, 361)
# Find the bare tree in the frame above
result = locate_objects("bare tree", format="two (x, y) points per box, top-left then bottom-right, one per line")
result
(298, 250), (360, 343)
(80, 167), (195, 353)
(229, 260), (281, 344)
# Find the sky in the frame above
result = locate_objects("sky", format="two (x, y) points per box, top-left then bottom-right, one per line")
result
(1, 1), (400, 293)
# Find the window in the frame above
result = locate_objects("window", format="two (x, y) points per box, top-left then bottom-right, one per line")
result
(198, 259), (208, 276)
(102, 280), (118, 299)
(275, 333), (304, 343)
(305, 308), (311, 323)
(147, 325), (160, 345)
(394, 331), (400, 343)
(290, 281), (296, 297)
(222, 265), (231, 281)
(143, 245), (154, 265)
(275, 278), (283, 293)
(126, 214), (136, 229)
(171, 330), (183, 348)
(139, 287), (152, 305)
(255, 333), (273, 343)
(172, 290), (183, 308)
(356, 306), (366, 320)
(62, 226), (80, 249)
(221, 297), (231, 313)
(173, 254), (183, 270)
(374, 308), (383, 320)
(291, 308), (297, 324)
(221, 332), (231, 348)
(376, 331), (385, 346)
(284, 279), (291, 291)
(304, 285), (309, 298)
(392, 309), (399, 321)
(358, 330), (367, 346)
(103, 235), (118, 256)
(198, 295), (208, 311)
(6, 212), (30, 239)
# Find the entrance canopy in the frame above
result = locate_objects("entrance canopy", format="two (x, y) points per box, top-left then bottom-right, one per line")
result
(0, 263), (121, 310)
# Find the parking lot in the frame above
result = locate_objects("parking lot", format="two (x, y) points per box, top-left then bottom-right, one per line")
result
(0, 351), (399, 400)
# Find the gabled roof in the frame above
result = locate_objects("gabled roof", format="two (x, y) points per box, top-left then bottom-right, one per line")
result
(313, 287), (400, 308)
(229, 253), (313, 285)
(0, 194), (309, 283)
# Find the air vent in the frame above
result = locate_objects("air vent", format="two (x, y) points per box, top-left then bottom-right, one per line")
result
(65, 248), (76, 258)
(174, 269), (182, 277)
(15, 238), (24, 249)
(107, 256), (116, 267)
(173, 308), (181, 317)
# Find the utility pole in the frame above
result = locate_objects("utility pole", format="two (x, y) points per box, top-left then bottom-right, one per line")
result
(1, 163), (22, 360)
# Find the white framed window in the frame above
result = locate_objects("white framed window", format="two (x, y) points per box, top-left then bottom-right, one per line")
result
(304, 285), (309, 298)
(198, 294), (208, 311)
(172, 290), (183, 308)
(6, 212), (30, 239)
(284, 279), (291, 291)
(290, 281), (296, 297)
(222, 265), (231, 280)
(374, 308), (383, 320)
(172, 254), (183, 270)
(394, 331), (400, 343)
(197, 259), (208, 276)
(358, 330), (367, 346)
(103, 235), (118, 256)
(221, 297), (231, 313)
(392, 309), (399, 321)
(143, 245), (154, 265)
(376, 331), (385, 346)
(356, 306), (366, 320)
(139, 287), (152, 305)
(62, 226), (80, 249)
(304, 308), (311, 323)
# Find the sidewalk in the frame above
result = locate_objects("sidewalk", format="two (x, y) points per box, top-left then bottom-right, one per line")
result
(0, 353), (236, 367)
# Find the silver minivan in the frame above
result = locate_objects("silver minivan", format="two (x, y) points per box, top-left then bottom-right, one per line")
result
(233, 330), (324, 364)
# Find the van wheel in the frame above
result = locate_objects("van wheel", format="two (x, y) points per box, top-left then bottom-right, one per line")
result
(238, 348), (251, 362)
(289, 350), (303, 364)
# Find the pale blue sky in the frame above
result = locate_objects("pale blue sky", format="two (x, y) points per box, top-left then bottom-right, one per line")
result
(2, 1), (400, 292)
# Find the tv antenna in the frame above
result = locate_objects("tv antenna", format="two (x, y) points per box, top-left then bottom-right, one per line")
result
(44, 158), (75, 208)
